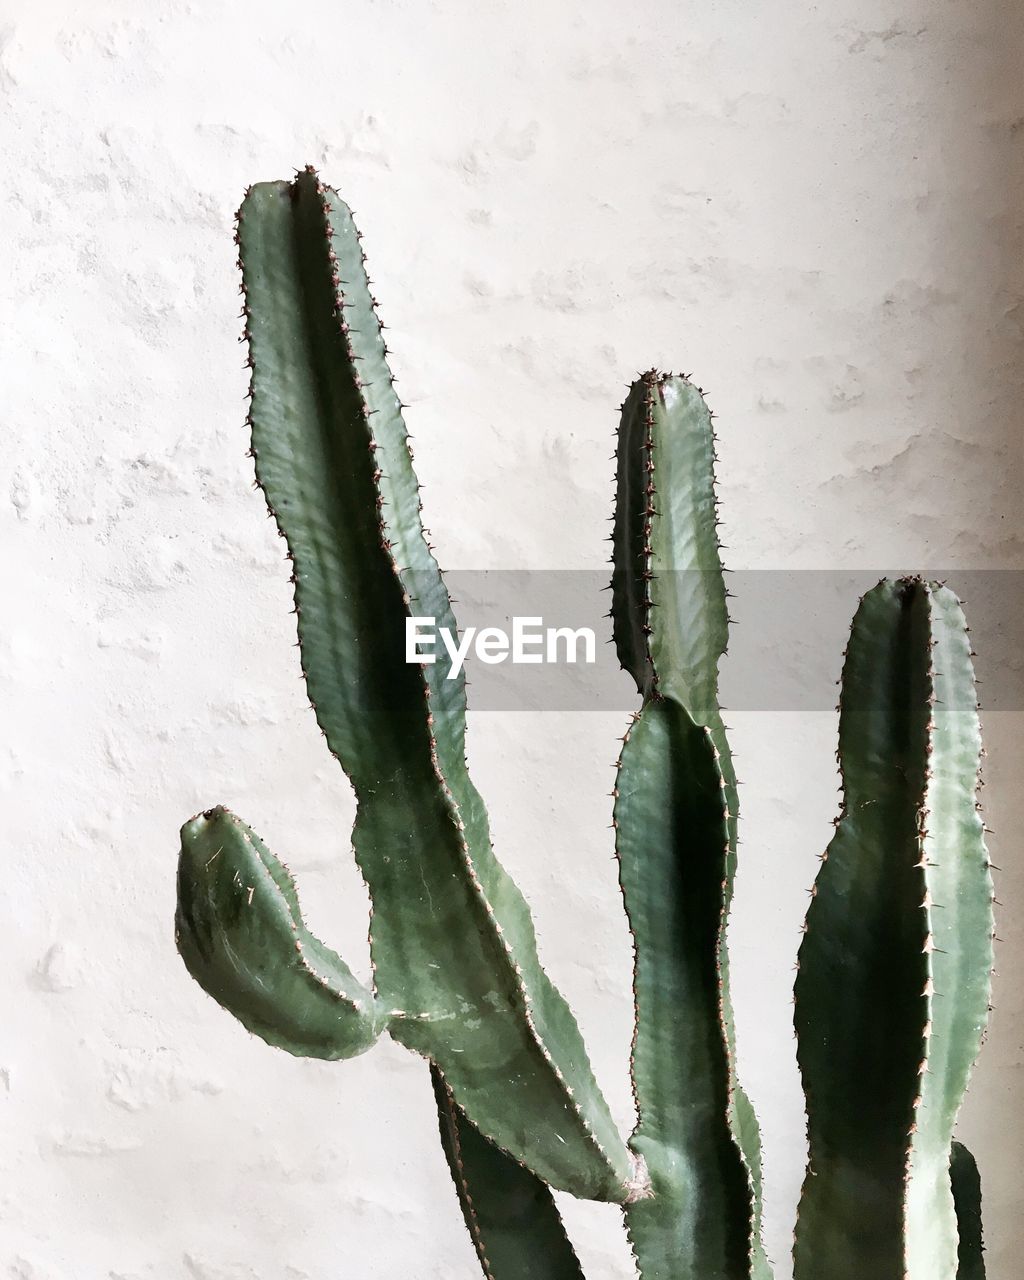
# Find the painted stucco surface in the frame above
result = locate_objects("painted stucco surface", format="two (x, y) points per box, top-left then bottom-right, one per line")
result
(1, 1), (1021, 1276)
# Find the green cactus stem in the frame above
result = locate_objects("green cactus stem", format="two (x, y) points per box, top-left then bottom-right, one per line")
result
(176, 807), (382, 1059)
(431, 1065), (586, 1280)
(612, 372), (770, 1278)
(793, 578), (994, 1280)
(615, 701), (755, 1278)
(177, 167), (636, 1204)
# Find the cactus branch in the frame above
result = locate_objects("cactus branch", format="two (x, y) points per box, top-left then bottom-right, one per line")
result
(612, 372), (770, 1278)
(615, 701), (755, 1277)
(794, 579), (994, 1280)
(175, 807), (382, 1059)
(431, 1065), (586, 1280)
(217, 169), (634, 1202)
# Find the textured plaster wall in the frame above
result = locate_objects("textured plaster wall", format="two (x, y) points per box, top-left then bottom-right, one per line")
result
(2, 1), (1022, 1277)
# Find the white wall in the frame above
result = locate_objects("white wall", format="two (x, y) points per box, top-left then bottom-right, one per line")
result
(2, 2), (1021, 1277)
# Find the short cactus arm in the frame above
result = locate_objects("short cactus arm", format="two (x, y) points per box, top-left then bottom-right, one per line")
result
(612, 373), (770, 1278)
(431, 1066), (586, 1280)
(612, 374), (729, 721)
(227, 169), (633, 1202)
(950, 1142), (986, 1280)
(178, 807), (589, 1280)
(794, 579), (994, 1280)
(175, 807), (382, 1059)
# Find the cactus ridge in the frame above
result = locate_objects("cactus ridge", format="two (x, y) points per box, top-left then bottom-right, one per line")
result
(793, 578), (994, 1280)
(612, 372), (770, 1278)
(431, 1065), (587, 1280)
(905, 586), (994, 1279)
(615, 701), (755, 1279)
(185, 167), (633, 1204)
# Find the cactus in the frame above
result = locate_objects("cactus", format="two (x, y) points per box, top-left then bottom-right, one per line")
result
(794, 578), (994, 1280)
(172, 168), (999, 1279)
(611, 373), (771, 1279)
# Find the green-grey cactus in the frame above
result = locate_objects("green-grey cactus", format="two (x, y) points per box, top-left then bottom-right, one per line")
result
(794, 578), (994, 1280)
(611, 373), (771, 1280)
(172, 167), (999, 1280)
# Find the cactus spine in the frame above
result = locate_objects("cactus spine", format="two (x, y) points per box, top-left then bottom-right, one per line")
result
(793, 579), (994, 1280)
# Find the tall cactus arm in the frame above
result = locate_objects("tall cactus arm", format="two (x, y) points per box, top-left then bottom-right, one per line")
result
(793, 580), (931, 1279)
(950, 1142), (987, 1280)
(227, 169), (634, 1202)
(175, 807), (382, 1059)
(793, 579), (994, 1280)
(615, 700), (753, 1279)
(612, 372), (770, 1278)
(430, 1065), (587, 1280)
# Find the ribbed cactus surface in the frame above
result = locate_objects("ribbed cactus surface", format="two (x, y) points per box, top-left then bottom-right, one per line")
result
(176, 807), (382, 1059)
(612, 373), (771, 1280)
(794, 578), (994, 1280)
(431, 1065), (587, 1280)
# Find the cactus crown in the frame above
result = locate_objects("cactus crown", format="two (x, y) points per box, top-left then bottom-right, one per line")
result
(173, 170), (995, 1280)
